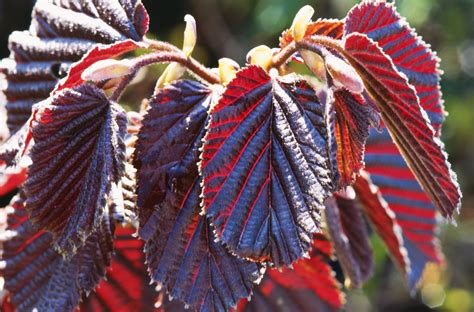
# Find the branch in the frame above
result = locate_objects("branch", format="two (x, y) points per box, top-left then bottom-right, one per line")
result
(270, 36), (346, 70)
(296, 35), (347, 58)
(109, 51), (220, 102)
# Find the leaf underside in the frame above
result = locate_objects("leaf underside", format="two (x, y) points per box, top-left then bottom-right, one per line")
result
(344, 32), (461, 220)
(80, 226), (157, 312)
(345, 0), (444, 133)
(325, 195), (373, 288)
(135, 80), (261, 312)
(344, 0), (448, 288)
(331, 88), (370, 187)
(0, 193), (114, 312)
(201, 65), (333, 267)
(238, 234), (343, 312)
(24, 84), (127, 256)
(352, 173), (415, 287)
(0, 0), (148, 133)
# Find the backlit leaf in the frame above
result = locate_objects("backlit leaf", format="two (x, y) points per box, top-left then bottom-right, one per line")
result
(344, 1), (449, 288)
(24, 84), (127, 256)
(135, 80), (262, 311)
(201, 66), (333, 266)
(0, 192), (114, 312)
(325, 195), (373, 287)
(352, 172), (414, 288)
(238, 234), (344, 312)
(344, 32), (461, 220)
(360, 129), (444, 289)
(344, 0), (445, 133)
(331, 89), (370, 187)
(80, 225), (157, 312)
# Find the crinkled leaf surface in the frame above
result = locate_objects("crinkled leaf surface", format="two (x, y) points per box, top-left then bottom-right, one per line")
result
(134, 80), (213, 227)
(345, 0), (445, 133)
(0, 0), (148, 133)
(325, 195), (373, 288)
(0, 192), (114, 312)
(352, 173), (413, 287)
(330, 88), (370, 187)
(80, 226), (157, 312)
(344, 32), (461, 220)
(344, 1), (449, 288)
(359, 129), (444, 289)
(135, 80), (262, 312)
(201, 66), (333, 267)
(238, 234), (343, 312)
(24, 84), (127, 256)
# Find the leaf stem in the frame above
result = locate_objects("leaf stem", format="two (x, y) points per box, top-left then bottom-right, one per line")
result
(297, 35), (347, 58)
(271, 42), (297, 69)
(109, 50), (220, 102)
(145, 38), (220, 84)
(270, 36), (346, 70)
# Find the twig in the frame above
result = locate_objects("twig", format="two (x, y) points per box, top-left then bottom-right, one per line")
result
(271, 41), (297, 69)
(109, 51), (220, 102)
(296, 35), (346, 57)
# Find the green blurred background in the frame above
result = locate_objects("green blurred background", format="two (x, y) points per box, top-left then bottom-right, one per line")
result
(1, 0), (473, 311)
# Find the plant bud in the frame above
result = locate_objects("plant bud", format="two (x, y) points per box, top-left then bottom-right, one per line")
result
(155, 62), (186, 91)
(81, 59), (134, 82)
(183, 14), (197, 57)
(218, 58), (240, 84)
(291, 5), (315, 41)
(301, 50), (327, 82)
(246, 45), (273, 71)
(325, 54), (364, 94)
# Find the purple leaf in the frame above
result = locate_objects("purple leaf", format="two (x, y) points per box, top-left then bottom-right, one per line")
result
(0, 0), (148, 133)
(80, 226), (157, 312)
(325, 195), (373, 287)
(24, 84), (127, 256)
(134, 80), (262, 311)
(238, 234), (344, 312)
(201, 66), (333, 267)
(352, 172), (415, 288)
(0, 192), (114, 312)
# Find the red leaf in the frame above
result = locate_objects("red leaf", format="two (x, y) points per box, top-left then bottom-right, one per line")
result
(325, 195), (373, 287)
(344, 2), (449, 287)
(331, 89), (370, 187)
(360, 132), (444, 289)
(201, 66), (333, 266)
(238, 234), (344, 312)
(134, 80), (262, 311)
(280, 19), (344, 48)
(54, 40), (144, 93)
(0, 192), (114, 311)
(24, 84), (127, 256)
(352, 173), (412, 284)
(80, 226), (158, 312)
(345, 1), (445, 134)
(344, 32), (461, 220)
